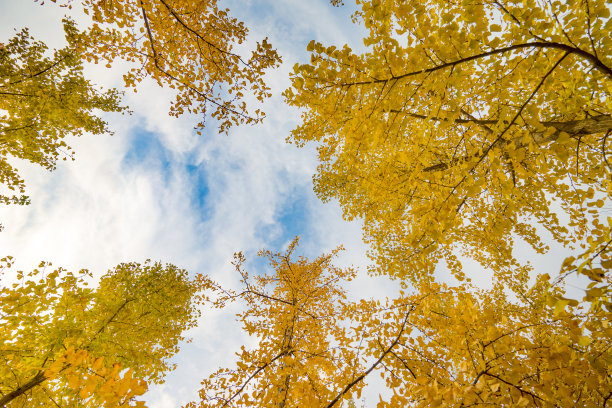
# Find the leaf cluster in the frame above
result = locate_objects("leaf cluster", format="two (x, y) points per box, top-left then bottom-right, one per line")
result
(285, 0), (612, 286)
(188, 239), (363, 408)
(0, 20), (124, 206)
(0, 258), (206, 407)
(55, 0), (282, 133)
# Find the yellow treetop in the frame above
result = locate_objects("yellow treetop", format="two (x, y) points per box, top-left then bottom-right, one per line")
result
(51, 0), (282, 133)
(0, 258), (209, 407)
(0, 21), (124, 209)
(187, 239), (364, 408)
(362, 278), (612, 407)
(285, 0), (612, 285)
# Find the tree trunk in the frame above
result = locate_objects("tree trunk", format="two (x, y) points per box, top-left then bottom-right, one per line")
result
(0, 371), (46, 407)
(423, 115), (612, 173)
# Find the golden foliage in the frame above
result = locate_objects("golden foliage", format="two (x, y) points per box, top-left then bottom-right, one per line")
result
(285, 0), (612, 285)
(187, 239), (364, 408)
(0, 258), (207, 407)
(51, 0), (282, 133)
(282, 0), (612, 406)
(4, 1), (612, 407)
(1, 0), (282, 217)
(366, 279), (612, 407)
(184, 240), (612, 407)
(0, 21), (123, 207)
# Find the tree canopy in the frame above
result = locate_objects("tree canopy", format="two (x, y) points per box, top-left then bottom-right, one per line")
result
(182, 241), (611, 407)
(280, 0), (612, 404)
(285, 0), (612, 285)
(362, 278), (612, 407)
(1, 0), (282, 215)
(187, 239), (364, 408)
(53, 0), (282, 133)
(0, 258), (207, 407)
(2, 0), (612, 407)
(0, 21), (123, 208)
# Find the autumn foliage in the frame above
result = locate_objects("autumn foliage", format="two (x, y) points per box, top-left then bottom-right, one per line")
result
(283, 0), (612, 405)
(1, 0), (612, 407)
(0, 258), (206, 407)
(0, 21), (123, 208)
(188, 240), (365, 408)
(58, 0), (281, 132)
(285, 0), (612, 286)
(365, 279), (612, 407)
(182, 239), (612, 407)
(1, 0), (281, 214)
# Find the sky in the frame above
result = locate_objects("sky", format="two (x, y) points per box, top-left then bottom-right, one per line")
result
(0, 1), (400, 406)
(0, 1), (587, 407)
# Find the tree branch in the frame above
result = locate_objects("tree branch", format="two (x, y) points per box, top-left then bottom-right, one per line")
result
(219, 349), (290, 408)
(339, 42), (612, 87)
(324, 307), (413, 408)
(0, 371), (45, 406)
(421, 115), (612, 173)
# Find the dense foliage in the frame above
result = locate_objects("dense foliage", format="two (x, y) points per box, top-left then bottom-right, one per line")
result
(285, 0), (612, 286)
(0, 259), (206, 407)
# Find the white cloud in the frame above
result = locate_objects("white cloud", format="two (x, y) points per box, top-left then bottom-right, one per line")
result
(0, 1), (384, 406)
(0, 1), (67, 48)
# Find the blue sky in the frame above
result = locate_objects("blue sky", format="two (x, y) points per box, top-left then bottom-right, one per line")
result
(0, 1), (394, 406)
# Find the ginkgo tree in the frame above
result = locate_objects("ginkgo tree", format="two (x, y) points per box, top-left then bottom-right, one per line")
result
(351, 276), (612, 407)
(285, 0), (612, 285)
(0, 20), (123, 210)
(187, 239), (365, 408)
(48, 0), (282, 133)
(0, 257), (208, 407)
(1, 0), (282, 223)
(182, 239), (611, 408)
(280, 1), (612, 403)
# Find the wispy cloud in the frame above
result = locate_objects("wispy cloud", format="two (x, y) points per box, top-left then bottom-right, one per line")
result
(0, 1), (381, 406)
